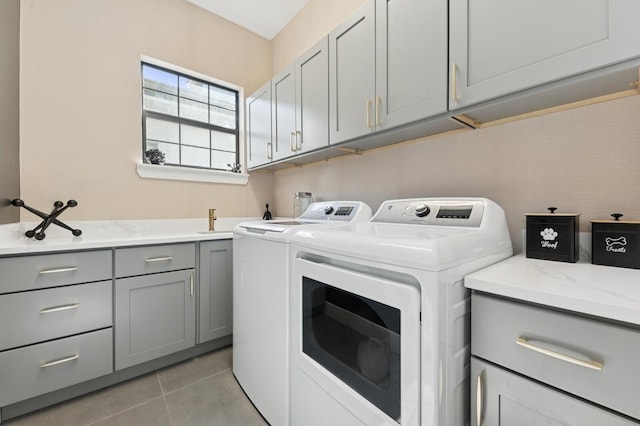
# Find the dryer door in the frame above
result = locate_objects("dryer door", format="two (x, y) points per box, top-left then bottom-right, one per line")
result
(292, 257), (421, 426)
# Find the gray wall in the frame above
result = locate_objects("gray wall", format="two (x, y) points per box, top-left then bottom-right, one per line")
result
(0, 0), (20, 224)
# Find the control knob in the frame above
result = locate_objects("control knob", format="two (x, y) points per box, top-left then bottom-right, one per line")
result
(415, 204), (430, 217)
(324, 205), (334, 215)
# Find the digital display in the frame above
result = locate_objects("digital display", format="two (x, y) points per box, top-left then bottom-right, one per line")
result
(334, 207), (354, 216)
(436, 208), (472, 219)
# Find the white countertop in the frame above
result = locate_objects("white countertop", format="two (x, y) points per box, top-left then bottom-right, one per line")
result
(465, 254), (640, 326)
(0, 217), (258, 256)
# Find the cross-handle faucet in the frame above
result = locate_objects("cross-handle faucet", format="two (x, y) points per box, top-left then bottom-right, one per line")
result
(209, 208), (217, 231)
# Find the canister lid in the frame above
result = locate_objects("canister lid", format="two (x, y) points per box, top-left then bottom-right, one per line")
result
(295, 192), (312, 197)
(591, 213), (640, 224)
(525, 207), (580, 217)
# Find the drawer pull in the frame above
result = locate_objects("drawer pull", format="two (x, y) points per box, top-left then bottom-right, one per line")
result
(144, 256), (173, 263)
(516, 338), (604, 371)
(476, 370), (484, 426)
(40, 303), (80, 314)
(39, 266), (78, 274)
(40, 354), (80, 368)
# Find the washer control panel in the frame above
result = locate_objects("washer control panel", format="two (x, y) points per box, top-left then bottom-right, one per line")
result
(298, 201), (372, 222)
(371, 198), (485, 227)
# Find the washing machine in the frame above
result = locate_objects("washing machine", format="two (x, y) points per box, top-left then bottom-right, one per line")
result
(232, 201), (372, 426)
(289, 198), (513, 425)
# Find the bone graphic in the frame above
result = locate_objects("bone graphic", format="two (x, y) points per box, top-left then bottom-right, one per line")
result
(605, 236), (627, 246)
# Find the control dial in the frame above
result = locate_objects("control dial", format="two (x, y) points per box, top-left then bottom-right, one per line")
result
(323, 206), (335, 215)
(415, 204), (431, 217)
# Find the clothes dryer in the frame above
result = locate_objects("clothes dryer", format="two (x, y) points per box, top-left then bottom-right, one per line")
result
(289, 198), (513, 425)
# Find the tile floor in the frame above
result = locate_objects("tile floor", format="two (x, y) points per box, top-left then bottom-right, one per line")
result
(4, 346), (268, 426)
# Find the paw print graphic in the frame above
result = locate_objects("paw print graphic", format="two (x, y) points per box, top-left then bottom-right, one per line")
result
(540, 228), (558, 241)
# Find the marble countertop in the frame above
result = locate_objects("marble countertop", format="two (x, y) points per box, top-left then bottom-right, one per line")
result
(0, 217), (259, 256)
(465, 254), (640, 326)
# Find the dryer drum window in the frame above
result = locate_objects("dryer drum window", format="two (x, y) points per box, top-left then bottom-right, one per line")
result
(302, 277), (401, 422)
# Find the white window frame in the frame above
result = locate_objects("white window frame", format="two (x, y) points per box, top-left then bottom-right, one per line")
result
(136, 55), (248, 185)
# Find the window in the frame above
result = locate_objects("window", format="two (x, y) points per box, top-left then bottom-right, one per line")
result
(141, 62), (239, 171)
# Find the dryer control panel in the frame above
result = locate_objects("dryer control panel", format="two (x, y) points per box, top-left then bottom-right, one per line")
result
(371, 198), (485, 227)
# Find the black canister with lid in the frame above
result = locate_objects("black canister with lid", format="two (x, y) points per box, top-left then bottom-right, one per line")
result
(591, 213), (640, 269)
(525, 207), (580, 263)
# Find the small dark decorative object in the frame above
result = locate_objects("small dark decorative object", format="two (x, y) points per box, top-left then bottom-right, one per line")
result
(145, 149), (166, 165)
(591, 213), (640, 269)
(525, 206), (579, 263)
(227, 162), (242, 173)
(263, 203), (273, 220)
(11, 199), (82, 240)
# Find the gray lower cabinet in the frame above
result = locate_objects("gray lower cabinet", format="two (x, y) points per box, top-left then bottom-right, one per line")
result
(471, 292), (640, 425)
(471, 358), (637, 426)
(449, 0), (640, 110)
(114, 243), (197, 370)
(0, 250), (113, 408)
(329, 0), (448, 145)
(115, 268), (196, 370)
(198, 240), (232, 343)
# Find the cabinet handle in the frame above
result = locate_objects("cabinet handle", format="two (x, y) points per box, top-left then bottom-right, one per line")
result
(190, 272), (194, 296)
(144, 256), (173, 263)
(476, 370), (484, 426)
(296, 130), (301, 151)
(40, 303), (80, 314)
(376, 96), (382, 127)
(290, 131), (297, 152)
(40, 354), (80, 368)
(516, 337), (604, 371)
(267, 142), (272, 159)
(451, 62), (458, 102)
(366, 99), (373, 129)
(39, 266), (78, 275)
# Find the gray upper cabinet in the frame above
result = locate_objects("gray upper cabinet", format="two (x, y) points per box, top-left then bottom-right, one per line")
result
(374, 0), (448, 130)
(449, 0), (640, 111)
(198, 240), (232, 343)
(272, 37), (329, 160)
(272, 65), (297, 161)
(295, 38), (329, 154)
(246, 81), (272, 168)
(329, 0), (448, 145)
(329, 1), (376, 144)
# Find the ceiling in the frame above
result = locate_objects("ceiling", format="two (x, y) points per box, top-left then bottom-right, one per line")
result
(186, 0), (311, 40)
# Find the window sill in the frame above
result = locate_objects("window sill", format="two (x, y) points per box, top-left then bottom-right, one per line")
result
(136, 163), (249, 185)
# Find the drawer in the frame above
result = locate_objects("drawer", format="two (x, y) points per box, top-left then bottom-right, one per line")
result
(0, 250), (112, 294)
(0, 280), (112, 351)
(115, 243), (195, 278)
(471, 293), (640, 420)
(0, 328), (113, 407)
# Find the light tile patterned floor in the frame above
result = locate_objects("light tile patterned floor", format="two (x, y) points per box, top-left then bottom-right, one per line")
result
(4, 346), (268, 426)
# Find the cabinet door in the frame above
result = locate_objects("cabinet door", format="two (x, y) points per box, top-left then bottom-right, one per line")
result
(329, 0), (375, 145)
(272, 64), (297, 161)
(198, 240), (232, 343)
(375, 0), (448, 129)
(115, 269), (196, 370)
(450, 0), (640, 109)
(471, 359), (636, 426)
(246, 82), (272, 168)
(295, 37), (329, 153)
